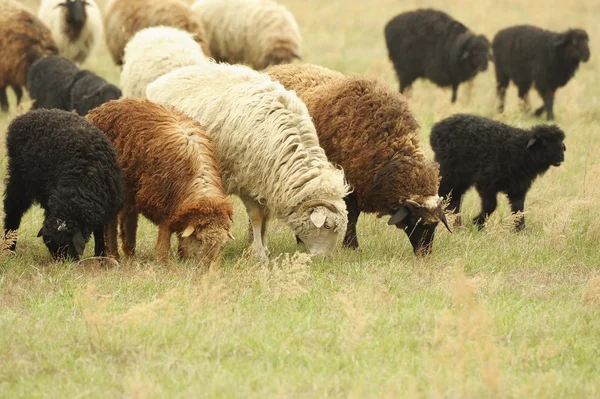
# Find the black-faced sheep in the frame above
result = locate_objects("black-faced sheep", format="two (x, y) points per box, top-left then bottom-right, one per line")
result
(191, 0), (301, 70)
(384, 8), (491, 103)
(3, 109), (123, 260)
(430, 114), (566, 231)
(27, 55), (121, 116)
(266, 63), (451, 255)
(103, 0), (211, 65)
(38, 0), (103, 64)
(146, 62), (349, 259)
(0, 1), (57, 113)
(120, 27), (208, 98)
(86, 99), (233, 267)
(493, 25), (590, 121)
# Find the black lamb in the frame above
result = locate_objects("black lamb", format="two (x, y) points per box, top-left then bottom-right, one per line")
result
(27, 55), (121, 116)
(384, 9), (491, 103)
(430, 114), (566, 231)
(3, 109), (124, 260)
(493, 25), (590, 120)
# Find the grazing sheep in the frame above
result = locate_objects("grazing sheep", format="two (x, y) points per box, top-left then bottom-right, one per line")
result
(0, 1), (57, 113)
(191, 0), (301, 70)
(103, 0), (211, 65)
(384, 8), (491, 103)
(121, 27), (208, 98)
(146, 62), (349, 259)
(3, 109), (123, 260)
(27, 55), (121, 116)
(430, 114), (566, 231)
(86, 99), (233, 266)
(266, 63), (450, 255)
(493, 25), (590, 121)
(38, 0), (103, 64)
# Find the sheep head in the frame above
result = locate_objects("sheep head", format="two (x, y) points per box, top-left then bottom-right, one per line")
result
(387, 196), (451, 256)
(37, 216), (87, 260)
(177, 225), (233, 269)
(57, 0), (89, 32)
(454, 32), (492, 78)
(526, 125), (566, 168)
(555, 29), (590, 63)
(288, 199), (348, 257)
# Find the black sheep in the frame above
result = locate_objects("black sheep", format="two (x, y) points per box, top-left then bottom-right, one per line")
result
(493, 25), (590, 120)
(430, 114), (565, 231)
(3, 109), (124, 260)
(27, 55), (121, 116)
(384, 9), (491, 103)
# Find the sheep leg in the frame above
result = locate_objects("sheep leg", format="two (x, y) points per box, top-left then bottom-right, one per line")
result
(472, 188), (497, 230)
(93, 225), (106, 257)
(104, 215), (119, 260)
(518, 84), (532, 113)
(12, 85), (23, 105)
(342, 193), (360, 249)
(451, 83), (459, 103)
(495, 72), (509, 113)
(0, 87), (8, 112)
(119, 203), (138, 257)
(542, 91), (555, 121)
(156, 224), (172, 262)
(3, 182), (33, 251)
(508, 193), (526, 232)
(242, 197), (269, 259)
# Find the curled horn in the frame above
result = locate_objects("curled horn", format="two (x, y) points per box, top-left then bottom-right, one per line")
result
(433, 196), (452, 233)
(296, 200), (337, 215)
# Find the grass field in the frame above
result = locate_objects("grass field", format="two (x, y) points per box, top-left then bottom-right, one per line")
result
(1, 0), (600, 397)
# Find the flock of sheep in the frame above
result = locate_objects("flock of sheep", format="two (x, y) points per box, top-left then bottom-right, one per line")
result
(0, 0), (581, 266)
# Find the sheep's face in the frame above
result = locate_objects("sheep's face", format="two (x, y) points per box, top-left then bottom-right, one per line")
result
(37, 217), (86, 260)
(59, 0), (88, 32)
(527, 126), (566, 168)
(463, 35), (492, 74)
(289, 202), (347, 257)
(177, 226), (231, 269)
(388, 197), (452, 256)
(564, 30), (590, 62)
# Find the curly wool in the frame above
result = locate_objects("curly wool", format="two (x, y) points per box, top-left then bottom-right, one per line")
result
(103, 0), (211, 65)
(0, 1), (57, 112)
(493, 25), (590, 120)
(146, 62), (348, 233)
(27, 55), (121, 116)
(191, 0), (301, 70)
(384, 8), (490, 102)
(37, 0), (103, 64)
(121, 27), (208, 98)
(4, 109), (123, 258)
(265, 63), (344, 98)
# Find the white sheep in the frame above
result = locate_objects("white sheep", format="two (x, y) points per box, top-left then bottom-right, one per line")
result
(38, 0), (102, 64)
(146, 62), (349, 258)
(191, 0), (301, 70)
(121, 26), (208, 99)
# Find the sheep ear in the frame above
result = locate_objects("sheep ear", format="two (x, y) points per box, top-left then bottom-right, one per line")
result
(554, 36), (568, 47)
(388, 206), (410, 226)
(181, 226), (195, 238)
(526, 138), (537, 149)
(72, 231), (85, 256)
(461, 50), (470, 60)
(310, 209), (327, 228)
(37, 227), (44, 238)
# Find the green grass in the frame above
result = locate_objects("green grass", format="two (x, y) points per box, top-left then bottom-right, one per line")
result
(1, 0), (600, 397)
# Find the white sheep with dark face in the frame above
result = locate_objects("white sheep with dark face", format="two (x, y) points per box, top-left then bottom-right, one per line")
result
(146, 62), (349, 259)
(38, 0), (103, 64)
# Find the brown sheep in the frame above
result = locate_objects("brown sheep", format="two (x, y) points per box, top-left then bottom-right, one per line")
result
(0, 1), (57, 112)
(103, 0), (211, 66)
(266, 64), (450, 255)
(86, 98), (233, 268)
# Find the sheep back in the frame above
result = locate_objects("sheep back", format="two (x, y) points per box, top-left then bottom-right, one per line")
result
(28, 55), (80, 110)
(86, 98), (232, 232)
(37, 0), (103, 64)
(103, 0), (211, 65)
(121, 26), (208, 98)
(265, 63), (344, 98)
(0, 1), (57, 89)
(192, 0), (301, 70)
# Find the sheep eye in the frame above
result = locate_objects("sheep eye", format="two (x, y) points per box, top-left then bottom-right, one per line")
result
(324, 222), (332, 230)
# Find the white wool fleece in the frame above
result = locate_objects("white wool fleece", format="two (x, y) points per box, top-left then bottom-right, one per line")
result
(38, 0), (102, 64)
(121, 26), (209, 98)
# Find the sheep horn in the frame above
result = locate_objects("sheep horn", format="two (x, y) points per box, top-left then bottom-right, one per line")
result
(439, 212), (452, 233)
(296, 200), (337, 215)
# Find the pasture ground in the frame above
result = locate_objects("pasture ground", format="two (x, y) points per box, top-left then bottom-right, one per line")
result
(1, 0), (599, 397)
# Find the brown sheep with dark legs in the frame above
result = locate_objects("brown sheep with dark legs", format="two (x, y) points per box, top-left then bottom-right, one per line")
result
(103, 0), (211, 66)
(267, 64), (450, 255)
(0, 1), (57, 112)
(86, 98), (233, 268)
